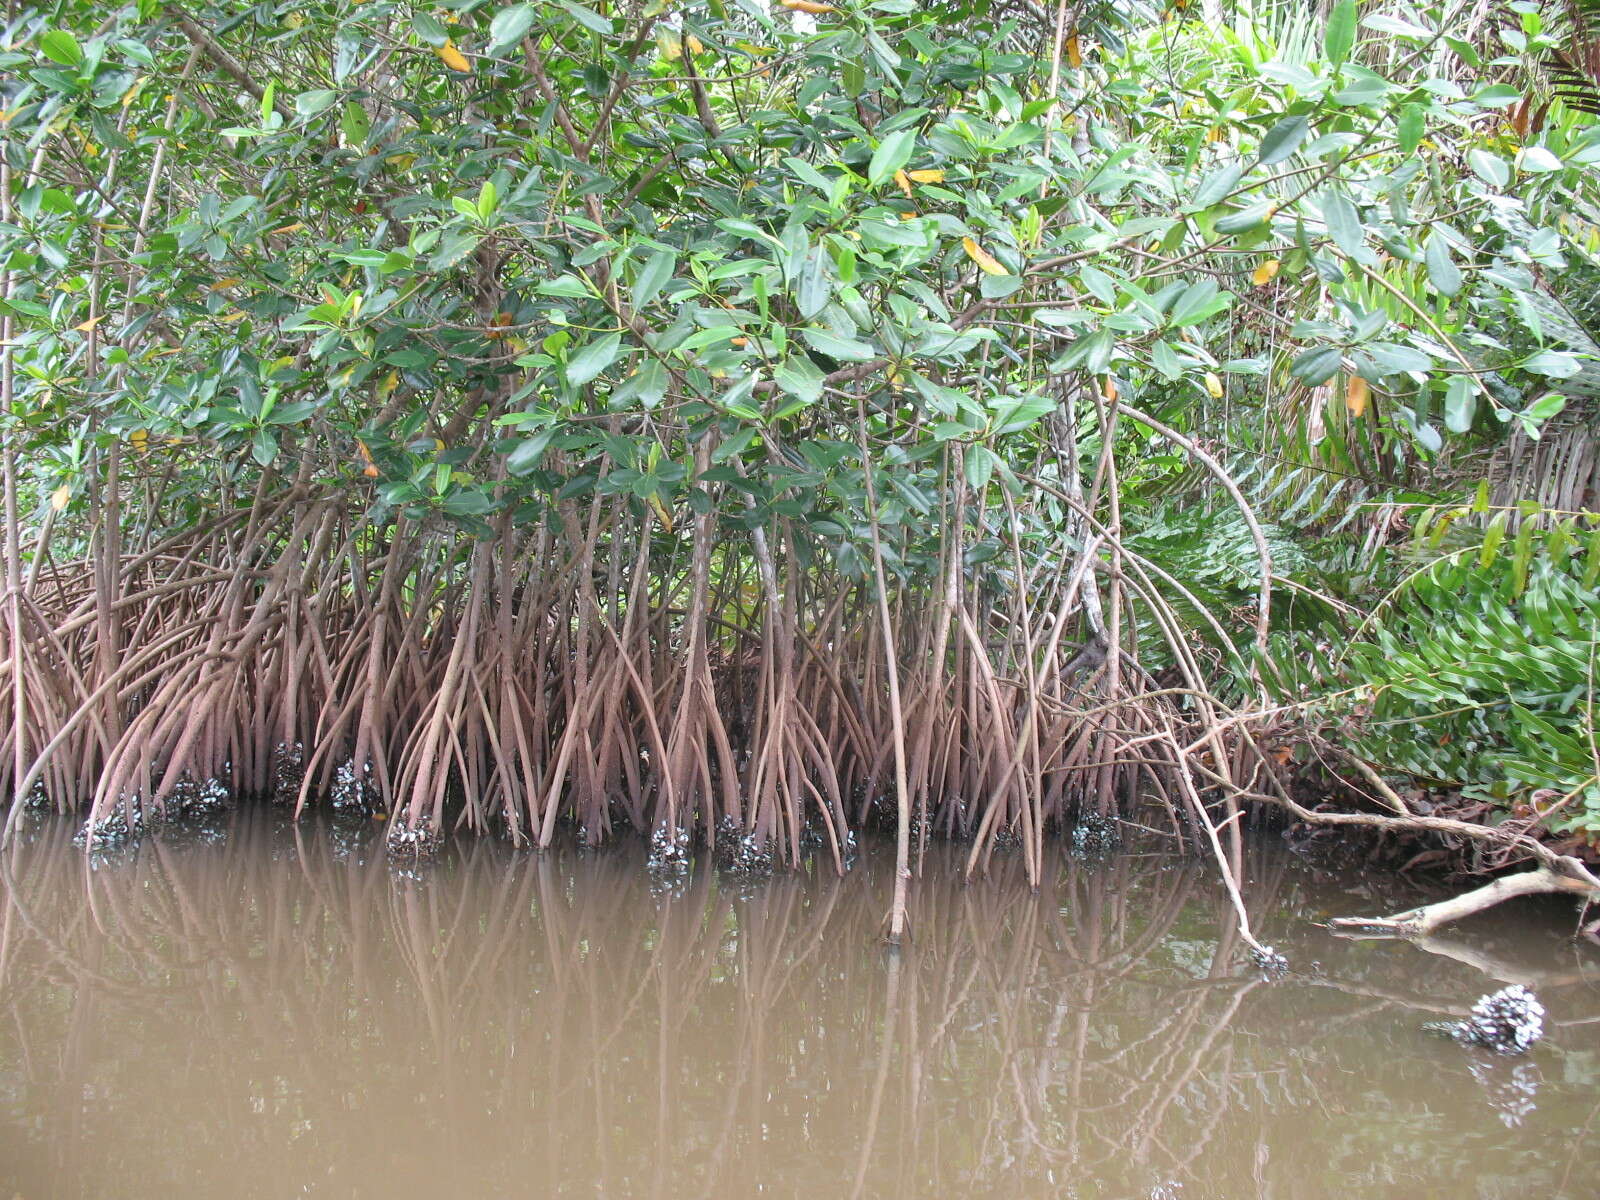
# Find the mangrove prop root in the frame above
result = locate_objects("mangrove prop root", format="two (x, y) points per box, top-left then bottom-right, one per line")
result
(0, 498), (1211, 868)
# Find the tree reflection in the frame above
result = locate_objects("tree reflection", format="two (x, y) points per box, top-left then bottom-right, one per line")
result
(0, 813), (1595, 1199)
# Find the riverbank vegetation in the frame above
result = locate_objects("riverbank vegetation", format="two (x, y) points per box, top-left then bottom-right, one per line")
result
(5, 0), (1600, 932)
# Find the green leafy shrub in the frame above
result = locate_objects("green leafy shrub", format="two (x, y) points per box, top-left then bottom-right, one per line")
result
(1271, 512), (1600, 839)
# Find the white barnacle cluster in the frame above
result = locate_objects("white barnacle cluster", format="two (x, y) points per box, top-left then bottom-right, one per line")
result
(647, 823), (691, 875)
(1450, 984), (1545, 1055)
(712, 815), (772, 876)
(163, 775), (198, 816)
(270, 742), (305, 802)
(157, 770), (231, 821)
(1071, 811), (1119, 858)
(840, 829), (858, 869)
(331, 758), (377, 813)
(797, 819), (824, 852)
(385, 817), (441, 860)
(1249, 944), (1289, 977)
(798, 820), (857, 868)
(73, 805), (140, 850)
(186, 776), (231, 817)
(723, 831), (774, 878)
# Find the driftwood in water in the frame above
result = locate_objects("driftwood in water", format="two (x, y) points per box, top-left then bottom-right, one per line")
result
(1329, 863), (1600, 936)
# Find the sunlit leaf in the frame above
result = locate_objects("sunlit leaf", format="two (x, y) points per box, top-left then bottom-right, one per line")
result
(962, 237), (1009, 276)
(1345, 375), (1369, 417)
(434, 42), (471, 72)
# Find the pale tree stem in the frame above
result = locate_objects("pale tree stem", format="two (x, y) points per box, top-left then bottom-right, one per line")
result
(1329, 867), (1599, 937)
(859, 398), (911, 945)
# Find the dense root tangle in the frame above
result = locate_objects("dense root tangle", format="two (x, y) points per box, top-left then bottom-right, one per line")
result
(0, 483), (1218, 878)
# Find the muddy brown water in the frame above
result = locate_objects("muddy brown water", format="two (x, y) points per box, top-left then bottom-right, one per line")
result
(0, 811), (1596, 1198)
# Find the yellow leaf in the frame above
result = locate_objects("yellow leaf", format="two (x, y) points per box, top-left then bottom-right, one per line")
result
(906, 168), (944, 183)
(648, 493), (673, 532)
(1066, 35), (1082, 69)
(434, 42), (471, 72)
(780, 0), (837, 11)
(1204, 371), (1223, 398)
(272, 222), (303, 235)
(893, 169), (913, 198)
(962, 236), (1008, 276)
(209, 277), (242, 291)
(1101, 376), (1118, 401)
(1346, 375), (1369, 418)
(686, 34), (704, 55)
(50, 485), (71, 511)
(73, 315), (104, 332)
(1252, 259), (1280, 287)
(656, 29), (682, 59)
(217, 311), (247, 323)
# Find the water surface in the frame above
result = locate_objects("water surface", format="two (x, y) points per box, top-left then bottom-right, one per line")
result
(1, 810), (1596, 1198)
